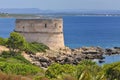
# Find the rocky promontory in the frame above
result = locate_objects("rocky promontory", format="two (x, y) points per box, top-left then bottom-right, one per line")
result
(22, 46), (120, 68)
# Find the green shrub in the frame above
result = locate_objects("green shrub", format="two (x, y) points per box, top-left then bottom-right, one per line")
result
(7, 32), (26, 53)
(0, 62), (42, 75)
(75, 60), (102, 80)
(45, 63), (62, 78)
(45, 63), (75, 78)
(0, 37), (7, 46)
(103, 62), (120, 80)
(62, 64), (76, 74)
(1, 32), (49, 54)
(0, 51), (12, 58)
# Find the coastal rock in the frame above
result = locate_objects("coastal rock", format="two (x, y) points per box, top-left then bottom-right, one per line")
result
(74, 56), (81, 61)
(82, 51), (98, 54)
(64, 57), (74, 64)
(105, 48), (120, 55)
(114, 47), (120, 49)
(32, 62), (41, 67)
(81, 47), (104, 54)
(39, 57), (49, 62)
(21, 46), (111, 68)
(41, 62), (48, 68)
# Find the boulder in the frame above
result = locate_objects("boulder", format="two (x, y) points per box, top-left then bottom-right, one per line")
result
(39, 57), (49, 62)
(32, 62), (41, 67)
(41, 62), (48, 68)
(55, 56), (66, 62)
(64, 57), (74, 64)
(75, 56), (81, 61)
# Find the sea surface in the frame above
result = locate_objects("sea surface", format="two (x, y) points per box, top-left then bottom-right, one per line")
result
(0, 18), (15, 38)
(0, 16), (120, 64)
(63, 16), (120, 48)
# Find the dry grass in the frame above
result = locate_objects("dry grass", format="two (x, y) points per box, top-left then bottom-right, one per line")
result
(0, 72), (32, 80)
(39, 77), (49, 80)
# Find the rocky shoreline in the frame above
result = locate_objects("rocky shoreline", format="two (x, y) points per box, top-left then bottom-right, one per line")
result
(1, 45), (120, 68)
(22, 46), (120, 68)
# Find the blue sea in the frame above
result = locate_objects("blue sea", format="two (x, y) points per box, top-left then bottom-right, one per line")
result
(63, 16), (120, 48)
(0, 18), (15, 38)
(0, 16), (120, 64)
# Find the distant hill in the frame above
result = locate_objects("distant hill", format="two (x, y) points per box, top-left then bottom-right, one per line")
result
(0, 8), (53, 14)
(1, 8), (120, 15)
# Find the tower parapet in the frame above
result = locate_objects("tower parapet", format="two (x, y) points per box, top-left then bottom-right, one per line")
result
(15, 18), (64, 49)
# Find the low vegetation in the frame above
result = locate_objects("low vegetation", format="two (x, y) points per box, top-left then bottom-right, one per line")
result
(0, 37), (7, 46)
(24, 42), (49, 54)
(37, 60), (120, 80)
(103, 62), (120, 80)
(45, 63), (76, 78)
(0, 51), (31, 64)
(0, 51), (43, 75)
(0, 51), (120, 80)
(0, 62), (41, 75)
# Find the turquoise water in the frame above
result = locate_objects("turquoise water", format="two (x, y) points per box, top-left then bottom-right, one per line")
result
(0, 16), (120, 64)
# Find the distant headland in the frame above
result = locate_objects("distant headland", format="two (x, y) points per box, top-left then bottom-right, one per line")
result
(1, 8), (120, 17)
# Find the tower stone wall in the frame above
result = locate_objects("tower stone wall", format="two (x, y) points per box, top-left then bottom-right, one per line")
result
(15, 18), (64, 49)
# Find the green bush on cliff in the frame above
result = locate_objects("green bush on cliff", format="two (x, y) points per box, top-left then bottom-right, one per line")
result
(6, 32), (49, 54)
(0, 37), (7, 46)
(7, 32), (26, 53)
(0, 32), (49, 54)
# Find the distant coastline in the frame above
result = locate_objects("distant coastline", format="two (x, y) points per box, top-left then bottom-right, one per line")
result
(1, 13), (120, 18)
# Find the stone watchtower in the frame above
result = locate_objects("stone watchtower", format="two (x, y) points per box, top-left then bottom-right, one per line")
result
(15, 18), (64, 49)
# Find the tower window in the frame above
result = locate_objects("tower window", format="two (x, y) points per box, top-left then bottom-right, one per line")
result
(59, 26), (61, 28)
(23, 26), (25, 32)
(45, 24), (47, 28)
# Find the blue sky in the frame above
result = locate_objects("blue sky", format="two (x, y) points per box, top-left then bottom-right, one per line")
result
(0, 0), (120, 10)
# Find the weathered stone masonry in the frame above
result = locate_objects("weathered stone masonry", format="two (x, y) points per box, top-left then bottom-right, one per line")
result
(15, 18), (65, 49)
